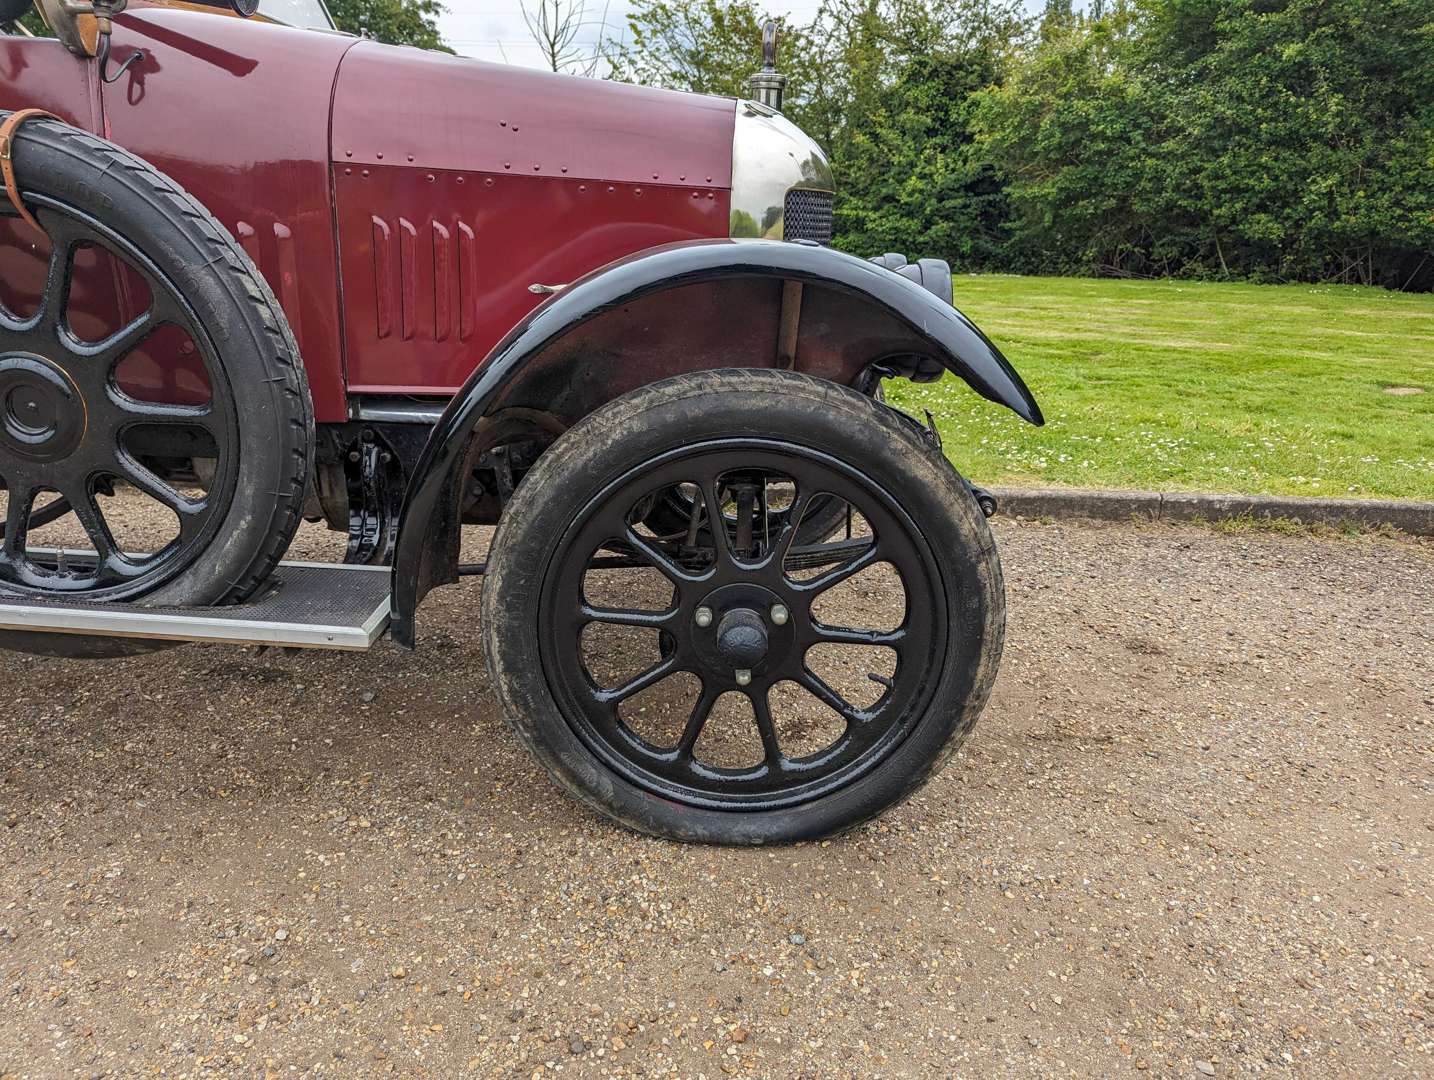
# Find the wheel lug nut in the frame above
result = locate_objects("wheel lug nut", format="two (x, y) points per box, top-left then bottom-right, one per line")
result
(694, 606), (713, 628)
(734, 668), (752, 687)
(770, 604), (789, 626)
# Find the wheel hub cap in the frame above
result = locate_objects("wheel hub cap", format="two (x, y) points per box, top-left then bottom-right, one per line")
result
(691, 582), (792, 680)
(0, 353), (85, 463)
(715, 607), (768, 668)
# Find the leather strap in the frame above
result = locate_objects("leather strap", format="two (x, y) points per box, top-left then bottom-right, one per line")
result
(0, 109), (60, 235)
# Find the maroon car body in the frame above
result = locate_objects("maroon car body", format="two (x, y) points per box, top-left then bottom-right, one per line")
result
(2, 1), (1042, 620)
(2, 3), (737, 420)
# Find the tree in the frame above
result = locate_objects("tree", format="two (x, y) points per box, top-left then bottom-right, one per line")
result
(1143, 0), (1434, 288)
(327, 0), (452, 52)
(800, 0), (1028, 259)
(522, 0), (606, 74)
(834, 50), (1013, 266)
(975, 0), (1434, 288)
(971, 3), (1162, 275)
(605, 0), (816, 99)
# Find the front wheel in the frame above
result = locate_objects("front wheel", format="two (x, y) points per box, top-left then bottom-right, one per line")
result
(481, 369), (1004, 844)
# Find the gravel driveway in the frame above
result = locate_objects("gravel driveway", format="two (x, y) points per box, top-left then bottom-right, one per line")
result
(1, 516), (1430, 1078)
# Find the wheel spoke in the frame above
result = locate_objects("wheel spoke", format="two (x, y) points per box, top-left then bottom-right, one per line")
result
(2, 484), (35, 556)
(112, 397), (218, 429)
(111, 452), (206, 530)
(621, 527), (705, 586)
(580, 604), (675, 630)
(33, 216), (84, 331)
(6, 493), (72, 537)
(795, 541), (880, 594)
(703, 477), (734, 569)
(596, 655), (680, 706)
(750, 688), (785, 769)
(799, 668), (865, 725)
(764, 488), (809, 570)
(674, 683), (719, 758)
(60, 483), (119, 565)
(64, 309), (158, 369)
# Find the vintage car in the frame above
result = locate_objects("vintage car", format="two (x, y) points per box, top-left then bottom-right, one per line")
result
(0, 0), (1042, 842)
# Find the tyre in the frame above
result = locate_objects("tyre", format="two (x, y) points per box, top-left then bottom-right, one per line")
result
(0, 115), (312, 634)
(481, 369), (1004, 844)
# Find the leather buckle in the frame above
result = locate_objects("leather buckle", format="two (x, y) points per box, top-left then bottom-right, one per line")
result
(1, 109), (61, 234)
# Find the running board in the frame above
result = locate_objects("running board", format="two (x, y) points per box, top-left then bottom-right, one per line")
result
(0, 561), (392, 650)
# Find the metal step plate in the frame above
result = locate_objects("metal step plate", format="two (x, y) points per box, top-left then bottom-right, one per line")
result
(0, 560), (392, 650)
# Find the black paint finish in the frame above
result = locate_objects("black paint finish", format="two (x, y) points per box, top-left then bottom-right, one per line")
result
(390, 239), (1042, 646)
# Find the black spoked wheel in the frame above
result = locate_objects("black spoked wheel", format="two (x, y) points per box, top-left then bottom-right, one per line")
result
(483, 370), (1004, 844)
(547, 445), (944, 809)
(0, 115), (311, 623)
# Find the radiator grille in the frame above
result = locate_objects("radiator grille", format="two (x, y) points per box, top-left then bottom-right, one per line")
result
(784, 189), (834, 245)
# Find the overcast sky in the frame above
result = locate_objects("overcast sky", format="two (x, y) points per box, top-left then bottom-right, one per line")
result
(438, 0), (793, 67)
(437, 0), (1044, 69)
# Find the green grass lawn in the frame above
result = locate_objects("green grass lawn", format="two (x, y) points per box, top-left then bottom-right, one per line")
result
(884, 275), (1434, 501)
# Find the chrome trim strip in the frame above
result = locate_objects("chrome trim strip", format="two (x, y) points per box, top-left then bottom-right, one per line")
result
(271, 559), (390, 572)
(352, 401), (445, 424)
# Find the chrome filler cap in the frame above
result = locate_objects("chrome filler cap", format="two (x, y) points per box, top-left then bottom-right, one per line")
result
(748, 20), (787, 113)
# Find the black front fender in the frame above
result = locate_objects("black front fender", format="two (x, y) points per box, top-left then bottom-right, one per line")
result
(389, 239), (1041, 647)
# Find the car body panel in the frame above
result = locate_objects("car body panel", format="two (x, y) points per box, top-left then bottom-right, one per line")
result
(329, 43), (734, 394)
(334, 167), (730, 395)
(0, 36), (99, 126)
(99, 7), (357, 420)
(330, 41), (736, 186)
